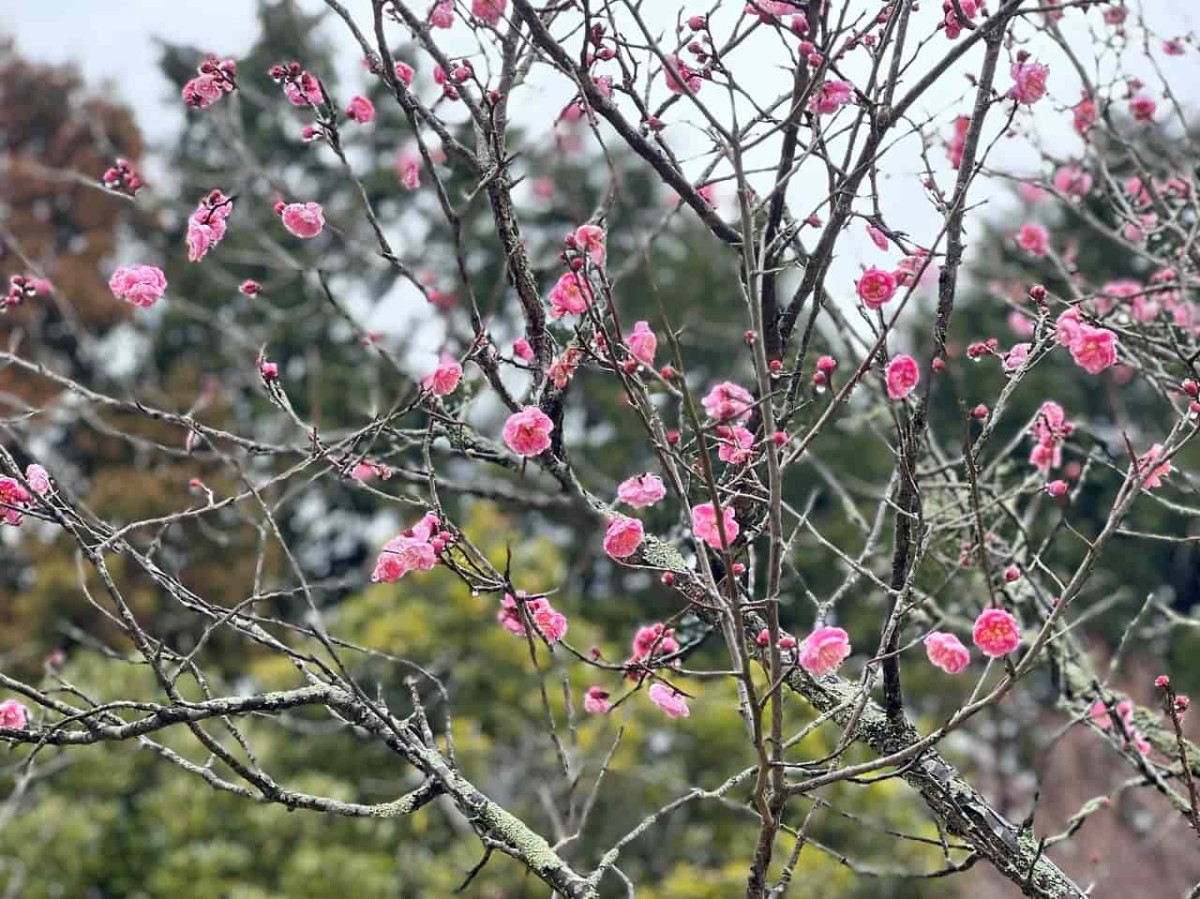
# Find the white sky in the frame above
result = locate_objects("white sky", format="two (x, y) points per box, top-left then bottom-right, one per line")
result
(2, 1), (1198, 351)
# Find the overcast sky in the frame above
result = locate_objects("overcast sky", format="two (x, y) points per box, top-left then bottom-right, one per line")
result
(3, 1), (1198, 349)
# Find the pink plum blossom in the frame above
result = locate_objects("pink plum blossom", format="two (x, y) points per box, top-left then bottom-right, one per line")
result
(1008, 60), (1049, 105)
(498, 594), (567, 642)
(186, 189), (234, 262)
(857, 268), (897, 309)
(345, 95), (375, 123)
(716, 425), (755, 464)
(422, 354), (463, 397)
(617, 474), (666, 509)
(548, 271), (591, 318)
(972, 608), (1021, 658)
(809, 79), (854, 114)
(702, 381), (754, 422)
(503, 407), (554, 457)
(664, 55), (701, 95)
(371, 512), (441, 582)
(798, 626), (851, 676)
(626, 321), (657, 367)
(430, 0), (455, 28)
(583, 686), (611, 715)
(396, 148), (421, 190)
(648, 683), (690, 718)
(1016, 223), (1049, 256)
(282, 71), (324, 106)
(1002, 342), (1031, 373)
(1135, 443), (1171, 491)
(1053, 165), (1093, 198)
(947, 116), (970, 168)
(0, 477), (31, 526)
(512, 338), (535, 362)
(1068, 325), (1118, 374)
(604, 516), (645, 559)
(1129, 94), (1157, 122)
(630, 623), (680, 664)
(924, 632), (971, 674)
(108, 265), (167, 308)
(24, 464), (50, 496)
(885, 355), (919, 400)
(692, 502), (739, 550)
(279, 202), (325, 239)
(0, 699), (28, 729)
(573, 224), (606, 265)
(472, 0), (506, 24)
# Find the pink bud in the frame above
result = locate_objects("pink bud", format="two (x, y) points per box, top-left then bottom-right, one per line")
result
(1003, 564), (1021, 583)
(1045, 479), (1069, 497)
(972, 404), (989, 420)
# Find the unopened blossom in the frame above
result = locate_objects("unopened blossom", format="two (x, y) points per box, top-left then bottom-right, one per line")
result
(866, 224), (889, 250)
(186, 189), (234, 262)
(702, 381), (754, 422)
(808, 79), (854, 114)
(0, 477), (32, 526)
(1135, 443), (1171, 491)
(239, 280), (262, 296)
(503, 407), (554, 457)
(422, 354), (463, 397)
(924, 632), (971, 674)
(1069, 325), (1118, 374)
(583, 686), (611, 715)
(1007, 60), (1049, 105)
(972, 608), (1021, 658)
(573, 224), (606, 266)
(109, 265), (167, 308)
(716, 425), (755, 464)
(1129, 94), (1157, 122)
(692, 502), (739, 550)
(548, 271), (591, 318)
(885, 355), (919, 400)
(603, 516), (645, 559)
(648, 683), (690, 718)
(617, 473), (666, 509)
(24, 464), (50, 497)
(1045, 479), (1069, 497)
(345, 95), (375, 123)
(1016, 222), (1049, 256)
(626, 321), (657, 367)
(472, 0), (506, 24)
(0, 699), (28, 729)
(798, 626), (851, 676)
(279, 202), (325, 239)
(664, 55), (701, 95)
(371, 512), (441, 582)
(857, 268), (897, 309)
(512, 337), (535, 362)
